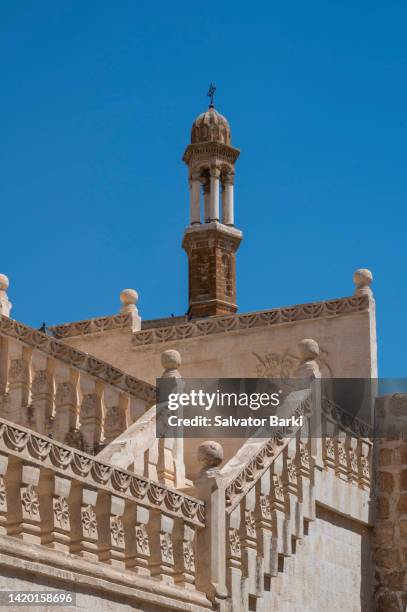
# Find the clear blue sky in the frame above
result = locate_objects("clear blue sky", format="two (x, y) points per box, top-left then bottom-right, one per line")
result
(1, 1), (406, 376)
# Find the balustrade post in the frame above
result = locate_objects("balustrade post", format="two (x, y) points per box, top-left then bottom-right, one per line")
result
(7, 341), (31, 426)
(31, 353), (54, 435)
(255, 471), (273, 577)
(0, 454), (8, 533)
(194, 441), (228, 608)
(54, 366), (79, 445)
(226, 505), (242, 610)
(124, 502), (151, 576)
(69, 483), (98, 560)
(148, 510), (175, 583)
(97, 492), (125, 566)
(41, 473), (72, 552)
(173, 519), (196, 589)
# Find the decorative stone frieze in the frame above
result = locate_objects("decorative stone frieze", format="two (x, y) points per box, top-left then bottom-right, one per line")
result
(132, 295), (370, 346)
(50, 312), (134, 339)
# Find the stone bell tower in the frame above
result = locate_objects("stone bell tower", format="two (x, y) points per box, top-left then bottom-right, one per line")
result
(182, 94), (242, 318)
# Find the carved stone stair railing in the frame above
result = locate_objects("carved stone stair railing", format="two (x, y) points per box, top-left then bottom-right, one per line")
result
(0, 315), (155, 453)
(0, 416), (211, 611)
(193, 382), (373, 612)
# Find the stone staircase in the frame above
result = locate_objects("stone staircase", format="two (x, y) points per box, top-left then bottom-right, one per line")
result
(0, 314), (375, 610)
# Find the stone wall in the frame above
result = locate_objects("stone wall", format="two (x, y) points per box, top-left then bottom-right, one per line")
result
(374, 394), (407, 611)
(267, 505), (373, 612)
(64, 301), (377, 384)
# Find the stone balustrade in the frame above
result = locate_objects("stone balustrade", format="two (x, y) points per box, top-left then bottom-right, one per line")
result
(0, 315), (155, 452)
(192, 341), (373, 611)
(0, 417), (205, 593)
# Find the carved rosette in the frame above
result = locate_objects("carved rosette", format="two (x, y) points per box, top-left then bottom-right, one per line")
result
(271, 474), (285, 510)
(135, 524), (150, 556)
(0, 478), (6, 512)
(244, 510), (257, 539)
(81, 504), (97, 539)
(110, 515), (125, 547)
(259, 495), (271, 521)
(53, 496), (70, 530)
(21, 484), (40, 520)
(160, 532), (174, 565)
(183, 540), (195, 573)
(229, 528), (241, 557)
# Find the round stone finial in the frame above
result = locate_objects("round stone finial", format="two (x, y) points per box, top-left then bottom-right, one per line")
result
(120, 288), (138, 306)
(353, 269), (373, 295)
(0, 274), (9, 291)
(198, 441), (224, 469)
(161, 349), (181, 371)
(298, 339), (320, 361)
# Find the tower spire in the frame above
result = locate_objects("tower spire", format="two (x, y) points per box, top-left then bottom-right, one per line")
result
(182, 101), (242, 318)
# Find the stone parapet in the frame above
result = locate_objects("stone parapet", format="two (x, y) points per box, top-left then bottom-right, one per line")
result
(132, 295), (370, 346)
(0, 417), (207, 610)
(0, 315), (155, 452)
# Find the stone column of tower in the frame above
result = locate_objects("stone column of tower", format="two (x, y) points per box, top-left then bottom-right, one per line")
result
(182, 104), (242, 318)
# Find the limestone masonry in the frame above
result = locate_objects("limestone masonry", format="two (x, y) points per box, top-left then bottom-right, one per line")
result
(0, 102), (405, 611)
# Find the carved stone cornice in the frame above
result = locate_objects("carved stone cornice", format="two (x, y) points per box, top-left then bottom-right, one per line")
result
(0, 417), (205, 526)
(133, 295), (370, 347)
(0, 315), (155, 405)
(49, 312), (133, 339)
(182, 141), (240, 166)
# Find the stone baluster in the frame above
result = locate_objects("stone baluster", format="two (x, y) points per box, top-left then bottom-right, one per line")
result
(270, 453), (290, 569)
(7, 340), (31, 426)
(346, 434), (359, 482)
(297, 424), (316, 524)
(97, 492), (125, 567)
(323, 416), (337, 469)
(209, 167), (220, 221)
(103, 388), (128, 445)
(0, 274), (12, 317)
(124, 501), (151, 576)
(41, 473), (72, 553)
(336, 429), (348, 479)
(358, 439), (371, 488)
(54, 367), (80, 446)
(255, 470), (273, 579)
(148, 510), (175, 583)
(284, 440), (303, 542)
(194, 441), (228, 607)
(69, 483), (98, 560)
(6, 460), (41, 543)
(173, 519), (196, 589)
(240, 486), (261, 603)
(31, 352), (54, 435)
(0, 454), (8, 533)
(226, 505), (242, 610)
(120, 288), (141, 332)
(79, 377), (103, 454)
(0, 336), (9, 398)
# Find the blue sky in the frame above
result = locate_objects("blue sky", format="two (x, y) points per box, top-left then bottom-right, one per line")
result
(0, 1), (406, 376)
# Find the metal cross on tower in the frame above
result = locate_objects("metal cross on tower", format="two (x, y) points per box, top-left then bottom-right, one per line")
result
(207, 83), (216, 108)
